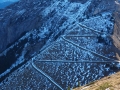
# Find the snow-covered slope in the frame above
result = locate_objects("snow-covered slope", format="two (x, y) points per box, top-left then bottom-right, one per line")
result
(0, 0), (120, 90)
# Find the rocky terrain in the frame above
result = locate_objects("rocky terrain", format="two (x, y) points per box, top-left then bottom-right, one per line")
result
(0, 0), (120, 90)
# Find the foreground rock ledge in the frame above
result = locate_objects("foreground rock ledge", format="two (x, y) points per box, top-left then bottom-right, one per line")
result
(73, 71), (120, 90)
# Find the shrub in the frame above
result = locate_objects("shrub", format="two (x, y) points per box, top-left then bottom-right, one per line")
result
(97, 82), (112, 90)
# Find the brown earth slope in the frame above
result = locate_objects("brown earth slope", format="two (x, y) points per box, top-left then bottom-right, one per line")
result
(112, 12), (120, 51)
(112, 0), (120, 51)
(73, 71), (120, 90)
(112, 1), (120, 60)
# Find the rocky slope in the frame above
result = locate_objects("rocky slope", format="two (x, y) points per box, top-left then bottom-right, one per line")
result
(0, 0), (120, 90)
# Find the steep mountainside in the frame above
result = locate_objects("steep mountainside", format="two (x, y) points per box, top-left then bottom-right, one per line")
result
(0, 0), (116, 53)
(0, 0), (120, 90)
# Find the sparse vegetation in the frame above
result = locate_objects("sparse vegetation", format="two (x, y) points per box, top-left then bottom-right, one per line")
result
(78, 81), (81, 87)
(87, 81), (95, 86)
(67, 86), (71, 90)
(96, 82), (112, 90)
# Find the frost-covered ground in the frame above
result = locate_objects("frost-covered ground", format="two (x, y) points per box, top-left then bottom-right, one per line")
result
(0, 0), (120, 90)
(31, 12), (119, 89)
(0, 62), (60, 90)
